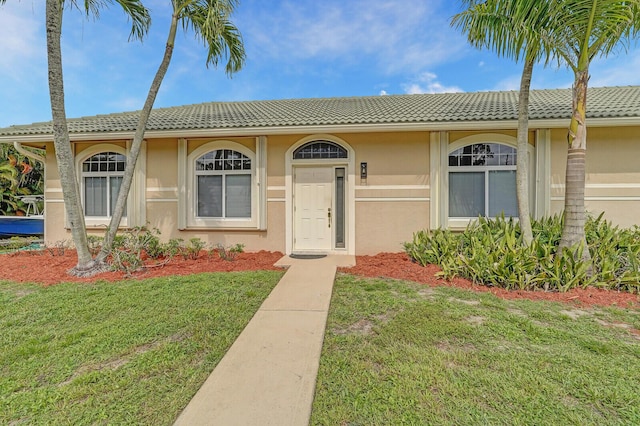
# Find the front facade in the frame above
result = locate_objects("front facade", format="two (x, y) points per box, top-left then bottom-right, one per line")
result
(2, 87), (639, 255)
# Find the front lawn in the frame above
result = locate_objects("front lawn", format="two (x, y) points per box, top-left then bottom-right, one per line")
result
(0, 271), (283, 425)
(3, 269), (639, 425)
(311, 274), (640, 425)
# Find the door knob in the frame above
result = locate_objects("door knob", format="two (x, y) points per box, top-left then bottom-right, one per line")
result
(328, 208), (331, 228)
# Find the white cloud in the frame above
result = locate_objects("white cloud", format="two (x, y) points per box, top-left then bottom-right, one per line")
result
(402, 72), (462, 94)
(240, 0), (465, 74)
(589, 51), (640, 87)
(0, 3), (46, 81)
(490, 75), (521, 92)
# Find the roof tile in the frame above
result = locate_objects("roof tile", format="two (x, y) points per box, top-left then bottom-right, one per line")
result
(1, 86), (639, 137)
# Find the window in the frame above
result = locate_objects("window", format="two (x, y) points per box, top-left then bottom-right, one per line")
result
(448, 143), (517, 218)
(195, 149), (252, 219)
(293, 141), (348, 159)
(81, 152), (126, 217)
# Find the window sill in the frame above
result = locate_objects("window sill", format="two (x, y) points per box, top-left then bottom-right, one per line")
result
(448, 216), (518, 230)
(84, 218), (128, 228)
(181, 226), (265, 232)
(187, 217), (257, 229)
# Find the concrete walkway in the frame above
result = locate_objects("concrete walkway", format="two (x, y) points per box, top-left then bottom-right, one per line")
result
(174, 255), (355, 426)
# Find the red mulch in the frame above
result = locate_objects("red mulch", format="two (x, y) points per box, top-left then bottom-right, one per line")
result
(341, 252), (640, 310)
(0, 250), (284, 286)
(1, 250), (638, 309)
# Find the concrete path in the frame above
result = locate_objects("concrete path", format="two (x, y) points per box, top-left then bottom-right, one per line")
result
(174, 255), (355, 426)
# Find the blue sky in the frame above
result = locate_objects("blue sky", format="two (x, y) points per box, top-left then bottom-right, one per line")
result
(1, 0), (639, 128)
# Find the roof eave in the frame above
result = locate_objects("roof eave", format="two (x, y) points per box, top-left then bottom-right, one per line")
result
(0, 116), (638, 142)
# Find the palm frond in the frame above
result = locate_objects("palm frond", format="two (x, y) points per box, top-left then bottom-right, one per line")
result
(178, 0), (246, 75)
(67, 0), (150, 41)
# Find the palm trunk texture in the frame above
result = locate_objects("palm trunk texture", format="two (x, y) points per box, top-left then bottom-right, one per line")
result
(46, 0), (96, 274)
(517, 59), (534, 245)
(559, 68), (590, 261)
(96, 11), (179, 263)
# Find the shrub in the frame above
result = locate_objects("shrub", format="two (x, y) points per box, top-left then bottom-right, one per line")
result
(162, 238), (183, 259)
(215, 243), (245, 261)
(86, 235), (103, 256)
(404, 214), (640, 293)
(181, 238), (205, 260)
(109, 227), (164, 275)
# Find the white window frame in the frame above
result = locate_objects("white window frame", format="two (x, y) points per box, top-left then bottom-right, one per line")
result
(186, 141), (258, 229)
(448, 143), (518, 219)
(75, 144), (135, 228)
(433, 134), (535, 230)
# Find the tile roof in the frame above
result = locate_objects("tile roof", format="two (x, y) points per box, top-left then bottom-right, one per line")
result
(1, 86), (639, 137)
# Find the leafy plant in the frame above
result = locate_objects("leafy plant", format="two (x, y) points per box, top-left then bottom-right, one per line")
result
(162, 238), (184, 259)
(44, 240), (69, 257)
(109, 227), (164, 275)
(215, 243), (245, 261)
(86, 235), (103, 256)
(404, 214), (640, 293)
(0, 145), (44, 216)
(181, 238), (206, 260)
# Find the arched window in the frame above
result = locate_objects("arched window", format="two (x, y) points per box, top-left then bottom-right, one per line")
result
(448, 143), (517, 218)
(81, 151), (126, 217)
(293, 141), (348, 159)
(195, 149), (252, 218)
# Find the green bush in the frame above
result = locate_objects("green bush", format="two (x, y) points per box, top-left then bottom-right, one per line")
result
(108, 227), (164, 275)
(404, 214), (640, 293)
(162, 238), (183, 258)
(215, 243), (245, 261)
(181, 238), (205, 260)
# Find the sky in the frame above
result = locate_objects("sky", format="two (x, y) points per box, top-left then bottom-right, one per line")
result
(1, 0), (639, 128)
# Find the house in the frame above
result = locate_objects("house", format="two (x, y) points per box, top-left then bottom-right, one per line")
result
(1, 86), (638, 255)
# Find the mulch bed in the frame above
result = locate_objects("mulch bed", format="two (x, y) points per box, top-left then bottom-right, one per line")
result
(0, 250), (637, 309)
(341, 252), (640, 309)
(0, 250), (284, 286)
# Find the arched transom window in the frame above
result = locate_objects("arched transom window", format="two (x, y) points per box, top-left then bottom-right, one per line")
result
(82, 152), (126, 217)
(195, 149), (252, 218)
(448, 143), (517, 218)
(293, 141), (348, 159)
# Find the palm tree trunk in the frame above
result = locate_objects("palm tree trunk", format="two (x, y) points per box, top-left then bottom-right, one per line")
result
(96, 10), (179, 263)
(516, 59), (534, 245)
(46, 0), (96, 274)
(559, 68), (590, 260)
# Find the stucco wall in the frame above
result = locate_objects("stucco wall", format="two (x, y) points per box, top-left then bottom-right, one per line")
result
(549, 126), (640, 227)
(41, 125), (638, 252)
(343, 132), (430, 254)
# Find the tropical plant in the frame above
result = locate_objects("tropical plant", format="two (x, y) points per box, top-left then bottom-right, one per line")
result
(31, 0), (245, 276)
(42, 0), (151, 276)
(404, 214), (640, 293)
(96, 0), (246, 269)
(0, 144), (44, 215)
(452, 0), (559, 245)
(548, 0), (640, 256)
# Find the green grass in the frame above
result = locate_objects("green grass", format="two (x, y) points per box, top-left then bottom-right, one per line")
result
(4, 270), (639, 425)
(311, 274), (640, 425)
(0, 271), (283, 425)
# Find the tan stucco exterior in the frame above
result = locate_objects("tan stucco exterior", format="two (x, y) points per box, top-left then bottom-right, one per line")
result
(549, 126), (640, 228)
(38, 124), (638, 254)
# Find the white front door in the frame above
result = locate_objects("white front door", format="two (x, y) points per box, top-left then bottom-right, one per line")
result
(293, 167), (332, 252)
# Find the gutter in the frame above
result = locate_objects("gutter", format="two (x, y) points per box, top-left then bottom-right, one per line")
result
(12, 141), (45, 164)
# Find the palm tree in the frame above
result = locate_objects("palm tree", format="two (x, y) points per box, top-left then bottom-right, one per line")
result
(94, 0), (246, 266)
(548, 0), (640, 254)
(452, 0), (557, 245)
(43, 0), (150, 276)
